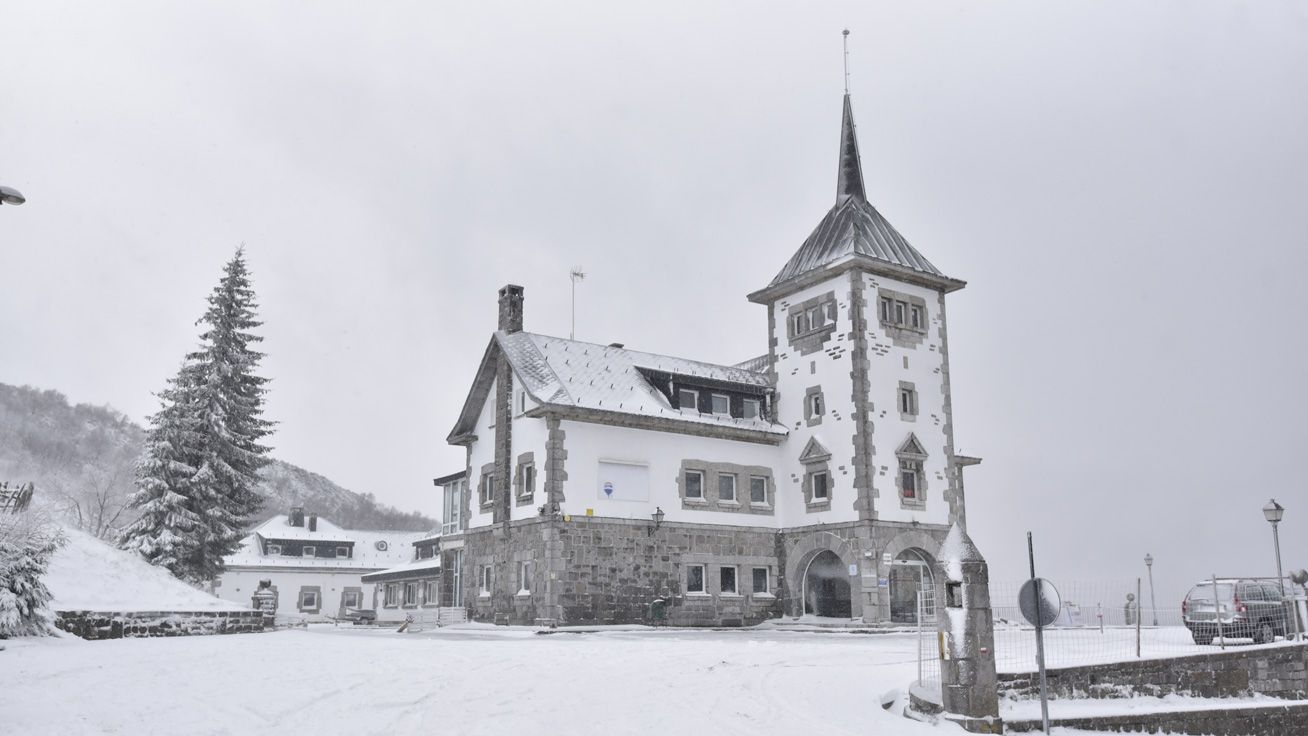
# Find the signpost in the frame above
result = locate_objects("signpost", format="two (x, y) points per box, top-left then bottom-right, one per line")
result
(1021, 532), (1061, 735)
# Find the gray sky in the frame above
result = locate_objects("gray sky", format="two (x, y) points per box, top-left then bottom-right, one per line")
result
(3, 1), (1306, 607)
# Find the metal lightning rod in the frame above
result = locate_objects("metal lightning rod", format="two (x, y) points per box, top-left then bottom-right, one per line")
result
(569, 267), (586, 340)
(842, 29), (851, 95)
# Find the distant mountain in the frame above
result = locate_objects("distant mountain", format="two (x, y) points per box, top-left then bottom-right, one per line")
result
(0, 382), (435, 539)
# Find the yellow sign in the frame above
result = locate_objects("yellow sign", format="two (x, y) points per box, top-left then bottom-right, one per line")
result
(586, 508), (594, 516)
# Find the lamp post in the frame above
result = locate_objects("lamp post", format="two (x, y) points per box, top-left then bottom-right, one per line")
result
(1144, 553), (1158, 627)
(0, 186), (26, 206)
(1263, 499), (1286, 598)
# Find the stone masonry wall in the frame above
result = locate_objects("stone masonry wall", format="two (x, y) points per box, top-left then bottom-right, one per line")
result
(1005, 701), (1308, 735)
(55, 610), (265, 640)
(999, 643), (1308, 701)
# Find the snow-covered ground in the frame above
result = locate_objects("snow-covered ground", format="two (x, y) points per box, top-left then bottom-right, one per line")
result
(0, 625), (1061, 736)
(44, 526), (246, 612)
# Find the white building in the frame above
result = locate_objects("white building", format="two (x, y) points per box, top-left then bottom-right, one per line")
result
(216, 508), (428, 621)
(438, 93), (980, 627)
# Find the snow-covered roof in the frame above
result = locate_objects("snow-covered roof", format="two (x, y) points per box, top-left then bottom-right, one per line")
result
(224, 515), (427, 570)
(449, 332), (787, 443)
(360, 557), (442, 583)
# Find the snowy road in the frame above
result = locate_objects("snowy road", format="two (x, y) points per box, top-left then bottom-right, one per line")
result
(3, 625), (969, 736)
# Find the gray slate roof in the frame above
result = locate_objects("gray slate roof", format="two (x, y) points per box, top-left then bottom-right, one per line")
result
(767, 94), (951, 289)
(499, 331), (782, 434)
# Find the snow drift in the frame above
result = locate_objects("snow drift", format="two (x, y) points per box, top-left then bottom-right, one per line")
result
(44, 526), (246, 612)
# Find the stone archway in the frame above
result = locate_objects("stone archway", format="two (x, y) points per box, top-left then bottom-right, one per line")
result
(784, 530), (863, 619)
(804, 550), (852, 617)
(879, 529), (944, 625)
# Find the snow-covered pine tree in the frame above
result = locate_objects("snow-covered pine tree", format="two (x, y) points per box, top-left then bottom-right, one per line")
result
(185, 249), (273, 574)
(116, 362), (209, 582)
(0, 516), (65, 638)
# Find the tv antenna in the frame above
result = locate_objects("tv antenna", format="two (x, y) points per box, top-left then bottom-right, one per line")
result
(569, 267), (586, 340)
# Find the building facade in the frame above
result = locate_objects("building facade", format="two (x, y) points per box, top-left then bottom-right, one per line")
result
(439, 94), (979, 627)
(216, 508), (428, 622)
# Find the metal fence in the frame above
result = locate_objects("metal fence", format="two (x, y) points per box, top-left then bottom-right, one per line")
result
(990, 578), (1307, 674)
(405, 607), (469, 632)
(916, 588), (941, 688)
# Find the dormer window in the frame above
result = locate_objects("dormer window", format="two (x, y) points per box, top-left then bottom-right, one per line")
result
(302, 546), (316, 557)
(336, 546), (349, 559)
(678, 388), (699, 413)
(710, 394), (729, 416)
(742, 398), (761, 420)
(267, 544), (281, 556)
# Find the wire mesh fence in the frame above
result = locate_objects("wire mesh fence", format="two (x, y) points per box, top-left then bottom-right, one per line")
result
(990, 578), (1307, 674)
(916, 588), (941, 688)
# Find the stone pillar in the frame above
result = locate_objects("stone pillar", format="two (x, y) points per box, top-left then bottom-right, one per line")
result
(937, 524), (1001, 733)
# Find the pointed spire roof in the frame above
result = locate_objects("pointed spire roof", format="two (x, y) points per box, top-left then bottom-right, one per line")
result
(836, 94), (865, 203)
(748, 95), (965, 303)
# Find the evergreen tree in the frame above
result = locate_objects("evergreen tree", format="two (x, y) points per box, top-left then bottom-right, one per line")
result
(0, 517), (65, 638)
(116, 362), (209, 581)
(119, 249), (272, 582)
(186, 249), (272, 568)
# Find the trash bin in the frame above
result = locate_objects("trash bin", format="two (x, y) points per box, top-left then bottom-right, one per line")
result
(650, 598), (667, 623)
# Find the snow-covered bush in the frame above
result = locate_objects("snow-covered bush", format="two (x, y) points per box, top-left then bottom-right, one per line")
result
(0, 511), (65, 637)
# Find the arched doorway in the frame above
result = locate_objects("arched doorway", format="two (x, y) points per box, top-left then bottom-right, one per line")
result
(888, 548), (935, 624)
(804, 550), (852, 618)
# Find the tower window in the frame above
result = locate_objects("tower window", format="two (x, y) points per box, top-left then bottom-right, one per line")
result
(910, 305), (924, 329)
(684, 470), (704, 500)
(811, 471), (829, 500)
(898, 385), (918, 417)
(900, 461), (921, 500)
(808, 393), (824, 417)
(718, 473), (737, 503)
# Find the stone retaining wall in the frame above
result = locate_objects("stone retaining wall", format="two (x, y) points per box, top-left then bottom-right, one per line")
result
(1005, 701), (1308, 734)
(999, 643), (1308, 701)
(55, 610), (265, 640)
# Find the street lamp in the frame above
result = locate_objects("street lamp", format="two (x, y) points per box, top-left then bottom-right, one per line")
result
(1144, 553), (1158, 627)
(1263, 499), (1286, 598)
(0, 186), (26, 206)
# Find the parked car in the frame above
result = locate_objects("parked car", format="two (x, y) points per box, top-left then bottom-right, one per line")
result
(1182, 579), (1290, 645)
(342, 608), (377, 625)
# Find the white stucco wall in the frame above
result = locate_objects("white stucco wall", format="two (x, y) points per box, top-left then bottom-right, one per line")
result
(466, 375), (498, 529)
(215, 568), (375, 622)
(861, 273), (953, 526)
(769, 274), (861, 525)
(558, 420), (781, 527)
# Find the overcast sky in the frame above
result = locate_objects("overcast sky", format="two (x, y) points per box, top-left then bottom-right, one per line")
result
(3, 1), (1306, 607)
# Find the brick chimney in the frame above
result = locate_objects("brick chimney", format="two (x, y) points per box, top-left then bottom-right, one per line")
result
(289, 506), (305, 527)
(308, 513), (318, 532)
(498, 284), (524, 334)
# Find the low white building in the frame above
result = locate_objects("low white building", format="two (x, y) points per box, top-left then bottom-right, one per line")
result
(215, 508), (428, 621)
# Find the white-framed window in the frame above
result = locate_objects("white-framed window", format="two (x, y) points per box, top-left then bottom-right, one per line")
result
(267, 544), (282, 556)
(451, 549), (464, 608)
(684, 470), (704, 500)
(909, 305), (924, 330)
(384, 584), (398, 607)
(742, 398), (761, 420)
(678, 388), (699, 412)
(518, 561), (532, 594)
(480, 565), (493, 595)
(749, 476), (768, 505)
(482, 473), (495, 504)
(520, 463), (536, 498)
(792, 312), (808, 335)
(423, 580), (437, 605)
(300, 590), (318, 609)
(899, 387), (917, 416)
(518, 390), (527, 414)
(442, 479), (465, 535)
(894, 301), (907, 325)
(825, 301), (837, 323)
(335, 546), (349, 558)
(807, 306), (822, 330)
(720, 566), (738, 595)
(808, 393), (824, 418)
(342, 590), (361, 609)
(710, 393), (730, 416)
(718, 473), (737, 503)
(687, 564), (706, 594)
(302, 546), (316, 557)
(752, 567), (769, 594)
(901, 461), (922, 500)
(404, 582), (418, 606)
(880, 296), (893, 323)
(811, 471), (829, 501)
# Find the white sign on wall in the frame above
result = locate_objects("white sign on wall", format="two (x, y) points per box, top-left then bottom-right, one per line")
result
(596, 460), (650, 502)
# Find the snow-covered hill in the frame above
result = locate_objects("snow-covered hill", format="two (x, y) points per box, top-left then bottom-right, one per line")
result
(0, 382), (435, 538)
(44, 526), (247, 612)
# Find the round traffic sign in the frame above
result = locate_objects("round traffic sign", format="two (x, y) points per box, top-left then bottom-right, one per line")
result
(1018, 577), (1061, 627)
